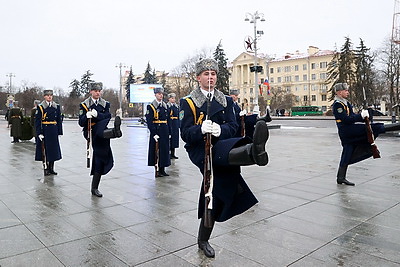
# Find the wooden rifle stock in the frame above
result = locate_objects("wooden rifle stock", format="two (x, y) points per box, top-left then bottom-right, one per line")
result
(87, 117), (92, 168)
(364, 116), (381, 158)
(203, 95), (214, 228)
(362, 88), (380, 159)
(155, 138), (160, 177)
(41, 138), (47, 175)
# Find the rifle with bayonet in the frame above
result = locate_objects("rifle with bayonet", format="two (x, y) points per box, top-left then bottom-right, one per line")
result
(154, 137), (160, 177)
(87, 117), (92, 168)
(41, 137), (47, 175)
(362, 87), (380, 159)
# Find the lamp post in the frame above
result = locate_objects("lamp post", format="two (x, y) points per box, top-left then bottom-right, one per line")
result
(6, 73), (15, 93)
(115, 63), (127, 116)
(245, 11), (265, 111)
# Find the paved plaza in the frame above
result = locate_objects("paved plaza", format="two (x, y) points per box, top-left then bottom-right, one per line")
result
(0, 117), (399, 266)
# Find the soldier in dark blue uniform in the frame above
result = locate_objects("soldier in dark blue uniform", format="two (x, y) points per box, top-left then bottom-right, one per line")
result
(167, 93), (180, 159)
(35, 90), (63, 175)
(333, 83), (400, 186)
(78, 82), (122, 197)
(9, 102), (23, 143)
(146, 88), (171, 177)
(180, 58), (270, 258)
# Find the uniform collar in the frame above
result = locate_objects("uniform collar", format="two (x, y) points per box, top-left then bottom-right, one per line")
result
(334, 95), (348, 105)
(190, 87), (227, 108)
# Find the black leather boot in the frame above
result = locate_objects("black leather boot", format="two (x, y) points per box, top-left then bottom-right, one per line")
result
(102, 116), (122, 139)
(159, 167), (169, 176)
(198, 217), (215, 258)
(91, 172), (103, 197)
(228, 120), (269, 166)
(48, 162), (57, 175)
(257, 108), (272, 122)
(170, 148), (178, 159)
(384, 122), (400, 132)
(336, 165), (355, 186)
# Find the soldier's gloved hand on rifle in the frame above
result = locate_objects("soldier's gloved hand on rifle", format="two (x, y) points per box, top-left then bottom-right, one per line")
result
(361, 109), (369, 119)
(86, 111), (93, 118)
(153, 135), (159, 142)
(201, 120), (213, 134)
(38, 134), (44, 141)
(91, 109), (98, 118)
(239, 109), (247, 116)
(211, 122), (221, 137)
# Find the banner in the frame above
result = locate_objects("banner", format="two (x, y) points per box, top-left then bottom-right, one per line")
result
(129, 84), (163, 103)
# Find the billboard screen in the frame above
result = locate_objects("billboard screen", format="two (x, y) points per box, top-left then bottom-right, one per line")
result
(129, 84), (162, 103)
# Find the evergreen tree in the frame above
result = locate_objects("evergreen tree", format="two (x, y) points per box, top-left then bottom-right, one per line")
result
(213, 41), (230, 94)
(80, 70), (95, 96)
(125, 66), (135, 102)
(143, 62), (157, 84)
(354, 39), (375, 107)
(69, 79), (81, 98)
(327, 37), (356, 101)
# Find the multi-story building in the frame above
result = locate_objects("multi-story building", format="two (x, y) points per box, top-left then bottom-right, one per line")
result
(230, 46), (336, 113)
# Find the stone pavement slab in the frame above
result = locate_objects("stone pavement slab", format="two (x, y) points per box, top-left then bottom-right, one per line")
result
(0, 118), (399, 266)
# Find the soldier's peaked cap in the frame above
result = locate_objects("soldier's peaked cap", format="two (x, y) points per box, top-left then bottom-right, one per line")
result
(89, 82), (103, 91)
(195, 58), (219, 76)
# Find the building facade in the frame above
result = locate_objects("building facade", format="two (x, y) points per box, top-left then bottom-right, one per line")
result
(230, 46), (336, 113)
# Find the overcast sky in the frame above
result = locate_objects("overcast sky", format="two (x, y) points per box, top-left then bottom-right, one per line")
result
(0, 0), (396, 93)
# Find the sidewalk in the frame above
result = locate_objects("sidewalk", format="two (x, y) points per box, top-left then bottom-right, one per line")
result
(0, 119), (399, 266)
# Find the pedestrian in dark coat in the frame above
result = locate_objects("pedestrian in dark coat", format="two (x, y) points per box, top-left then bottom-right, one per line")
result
(180, 58), (270, 258)
(78, 82), (122, 197)
(9, 103), (23, 143)
(167, 93), (180, 159)
(35, 90), (63, 175)
(146, 88), (171, 177)
(333, 83), (400, 186)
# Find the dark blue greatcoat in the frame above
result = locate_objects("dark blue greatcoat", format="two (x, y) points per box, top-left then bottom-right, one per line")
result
(146, 100), (171, 168)
(167, 102), (180, 149)
(35, 101), (63, 162)
(232, 102), (243, 137)
(180, 88), (258, 223)
(244, 114), (258, 140)
(78, 97), (113, 176)
(332, 96), (385, 166)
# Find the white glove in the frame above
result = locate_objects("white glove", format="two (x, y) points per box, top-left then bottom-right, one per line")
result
(239, 109), (247, 116)
(86, 111), (93, 118)
(361, 109), (369, 119)
(38, 134), (44, 141)
(211, 122), (221, 137)
(91, 109), (98, 118)
(201, 120), (213, 134)
(153, 134), (159, 142)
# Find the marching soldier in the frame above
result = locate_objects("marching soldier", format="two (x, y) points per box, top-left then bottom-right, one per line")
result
(180, 58), (270, 258)
(145, 88), (171, 177)
(78, 82), (122, 197)
(8, 102), (23, 143)
(333, 83), (400, 186)
(167, 93), (180, 159)
(35, 90), (63, 175)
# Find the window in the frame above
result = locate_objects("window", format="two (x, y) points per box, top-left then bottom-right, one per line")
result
(303, 74), (307, 81)
(284, 76), (291, 82)
(321, 94), (327, 101)
(295, 96), (300, 102)
(312, 84), (318, 91)
(277, 77), (282, 83)
(311, 74), (316, 80)
(294, 65), (299, 71)
(319, 73), (327, 80)
(311, 63), (316, 69)
(320, 62), (327, 68)
(284, 66), (291, 72)
(295, 75), (299, 82)
(270, 68), (274, 74)
(303, 85), (308, 91)
(295, 86), (300, 91)
(303, 95), (308, 101)
(277, 67), (281, 73)
(303, 64), (307, 70)
(270, 77), (274, 83)
(312, 95), (316, 101)
(250, 88), (253, 94)
(285, 86), (291, 92)
(250, 97), (254, 103)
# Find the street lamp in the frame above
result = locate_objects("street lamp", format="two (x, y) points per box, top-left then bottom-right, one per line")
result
(6, 73), (15, 93)
(115, 63), (127, 117)
(244, 11), (265, 111)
